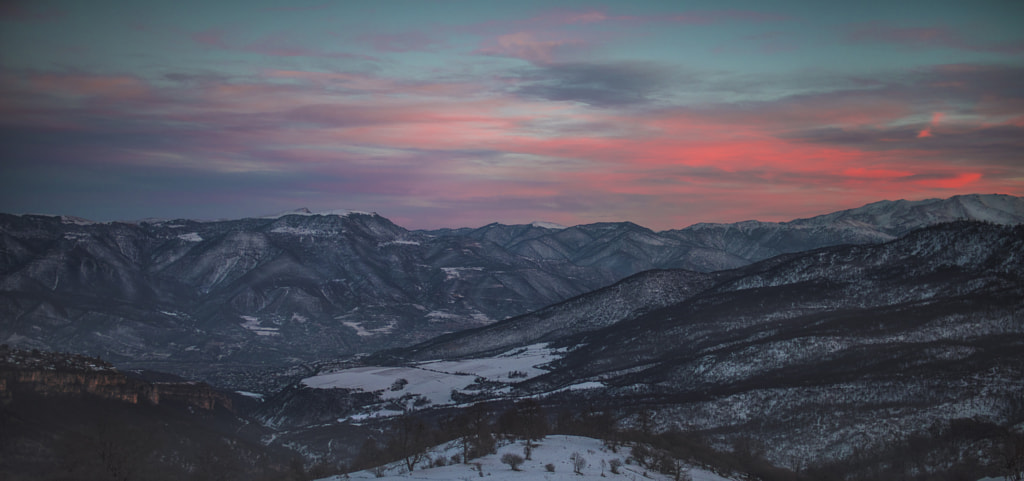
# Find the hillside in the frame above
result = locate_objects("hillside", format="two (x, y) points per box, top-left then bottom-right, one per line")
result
(286, 221), (1024, 479)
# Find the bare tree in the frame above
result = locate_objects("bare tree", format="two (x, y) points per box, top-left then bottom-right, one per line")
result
(570, 451), (587, 474)
(387, 410), (430, 472)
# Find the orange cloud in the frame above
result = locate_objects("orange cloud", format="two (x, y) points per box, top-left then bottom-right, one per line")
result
(914, 173), (982, 189)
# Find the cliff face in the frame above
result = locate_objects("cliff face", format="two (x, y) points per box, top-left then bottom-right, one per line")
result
(0, 346), (232, 411)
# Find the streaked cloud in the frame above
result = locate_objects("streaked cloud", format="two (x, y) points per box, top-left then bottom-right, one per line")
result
(1, 1), (1022, 228)
(847, 23), (1024, 55)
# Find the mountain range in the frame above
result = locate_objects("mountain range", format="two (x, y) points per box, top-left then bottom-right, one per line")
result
(2, 194), (1024, 479)
(290, 220), (1024, 478)
(1, 194), (1022, 391)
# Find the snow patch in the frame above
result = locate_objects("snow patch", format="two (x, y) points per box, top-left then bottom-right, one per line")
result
(531, 221), (568, 229)
(302, 344), (571, 416)
(240, 316), (280, 336)
(235, 391), (264, 400)
(441, 266), (484, 280)
(342, 321), (395, 337)
(177, 232), (203, 242)
(378, 240), (420, 247)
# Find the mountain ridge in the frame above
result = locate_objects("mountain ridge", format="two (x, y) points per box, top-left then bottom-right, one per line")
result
(1, 194), (1022, 390)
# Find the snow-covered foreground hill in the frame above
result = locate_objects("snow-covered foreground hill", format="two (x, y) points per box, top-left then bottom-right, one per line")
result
(320, 435), (737, 481)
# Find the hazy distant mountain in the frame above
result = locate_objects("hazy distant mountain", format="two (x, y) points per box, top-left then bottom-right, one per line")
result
(1, 194), (1021, 389)
(433, 193), (1024, 275)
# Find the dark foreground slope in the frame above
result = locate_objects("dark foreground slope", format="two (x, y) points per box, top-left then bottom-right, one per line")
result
(0, 347), (313, 481)
(373, 222), (1024, 478)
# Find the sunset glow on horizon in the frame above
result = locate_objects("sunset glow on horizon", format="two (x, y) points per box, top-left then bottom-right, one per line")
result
(1, 1), (1022, 230)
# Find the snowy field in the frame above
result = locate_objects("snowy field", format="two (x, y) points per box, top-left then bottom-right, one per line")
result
(318, 435), (737, 481)
(301, 344), (593, 419)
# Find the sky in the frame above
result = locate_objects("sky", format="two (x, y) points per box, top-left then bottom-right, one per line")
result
(1, 0), (1022, 230)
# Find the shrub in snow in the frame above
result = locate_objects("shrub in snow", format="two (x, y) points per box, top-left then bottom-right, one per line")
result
(390, 378), (408, 391)
(545, 463), (555, 472)
(609, 458), (622, 474)
(500, 453), (524, 471)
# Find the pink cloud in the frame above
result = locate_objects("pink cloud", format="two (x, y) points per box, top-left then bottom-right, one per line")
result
(259, 3), (332, 13)
(16, 73), (152, 102)
(467, 7), (787, 32)
(668, 10), (790, 25)
(192, 29), (228, 48)
(357, 31), (441, 53)
(264, 69), (483, 97)
(189, 29), (375, 60)
(467, 7), (789, 65)
(476, 32), (585, 64)
(848, 23), (1024, 54)
(563, 11), (609, 24)
(917, 111), (945, 138)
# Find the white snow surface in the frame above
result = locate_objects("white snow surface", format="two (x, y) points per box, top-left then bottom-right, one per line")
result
(177, 232), (203, 242)
(530, 221), (568, 230)
(302, 344), (575, 414)
(321, 435), (737, 481)
(305, 365), (475, 408)
(379, 240), (421, 247)
(235, 390), (264, 400)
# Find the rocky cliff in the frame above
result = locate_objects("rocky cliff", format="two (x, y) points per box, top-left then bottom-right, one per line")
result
(0, 346), (233, 411)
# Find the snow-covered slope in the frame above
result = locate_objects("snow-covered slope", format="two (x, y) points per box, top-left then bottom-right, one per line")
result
(324, 435), (737, 481)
